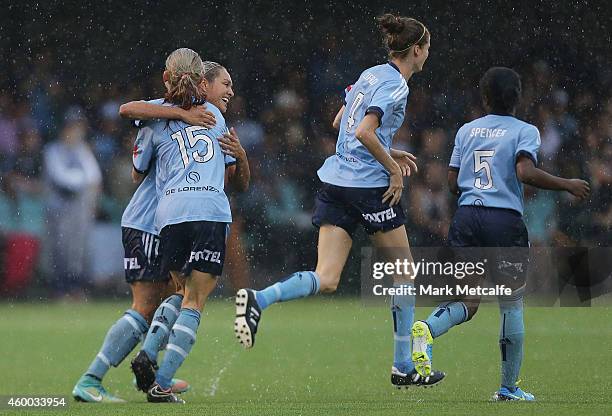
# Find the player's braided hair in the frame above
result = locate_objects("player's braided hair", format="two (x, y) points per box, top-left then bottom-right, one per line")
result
(164, 48), (206, 110)
(377, 13), (429, 58)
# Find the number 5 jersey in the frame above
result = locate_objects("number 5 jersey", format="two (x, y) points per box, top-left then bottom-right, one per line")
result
(449, 114), (541, 215)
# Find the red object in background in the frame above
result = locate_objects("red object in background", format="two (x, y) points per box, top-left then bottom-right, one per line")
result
(1, 233), (40, 295)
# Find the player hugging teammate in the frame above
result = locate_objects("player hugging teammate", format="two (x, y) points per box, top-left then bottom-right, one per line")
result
(72, 15), (591, 406)
(73, 48), (250, 404)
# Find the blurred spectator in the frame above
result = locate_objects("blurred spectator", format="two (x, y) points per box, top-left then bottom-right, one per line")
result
(91, 101), (121, 173)
(43, 107), (102, 297)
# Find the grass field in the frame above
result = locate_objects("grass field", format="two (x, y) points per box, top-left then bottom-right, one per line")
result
(0, 298), (610, 415)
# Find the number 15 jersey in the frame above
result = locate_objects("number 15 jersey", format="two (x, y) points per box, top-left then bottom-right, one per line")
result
(449, 114), (541, 215)
(133, 101), (236, 231)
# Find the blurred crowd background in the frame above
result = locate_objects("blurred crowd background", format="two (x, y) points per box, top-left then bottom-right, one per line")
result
(0, 1), (610, 298)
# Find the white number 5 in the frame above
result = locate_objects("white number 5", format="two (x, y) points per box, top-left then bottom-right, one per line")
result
(474, 150), (495, 189)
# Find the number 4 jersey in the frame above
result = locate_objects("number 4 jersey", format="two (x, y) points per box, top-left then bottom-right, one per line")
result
(449, 114), (541, 215)
(318, 62), (409, 188)
(133, 101), (236, 231)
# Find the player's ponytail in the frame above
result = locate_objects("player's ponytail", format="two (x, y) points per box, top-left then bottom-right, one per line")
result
(164, 48), (206, 110)
(377, 13), (429, 58)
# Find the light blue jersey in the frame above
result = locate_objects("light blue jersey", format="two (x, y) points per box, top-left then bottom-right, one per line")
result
(449, 114), (541, 215)
(133, 102), (236, 231)
(120, 98), (165, 235)
(318, 62), (409, 188)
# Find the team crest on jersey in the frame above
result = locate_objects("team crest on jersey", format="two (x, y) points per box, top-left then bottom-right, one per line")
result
(132, 144), (141, 157)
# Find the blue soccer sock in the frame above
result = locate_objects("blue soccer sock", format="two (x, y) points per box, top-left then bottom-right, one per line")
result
(142, 293), (184, 363)
(255, 271), (320, 310)
(85, 309), (149, 380)
(499, 297), (524, 391)
(391, 287), (415, 374)
(156, 308), (201, 390)
(425, 301), (469, 338)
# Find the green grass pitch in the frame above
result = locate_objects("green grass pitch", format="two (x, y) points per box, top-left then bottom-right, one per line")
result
(0, 298), (610, 415)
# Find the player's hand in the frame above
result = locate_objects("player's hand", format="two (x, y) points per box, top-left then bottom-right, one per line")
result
(382, 168), (404, 206)
(392, 150), (418, 177)
(565, 178), (590, 200)
(181, 105), (216, 128)
(218, 127), (247, 161)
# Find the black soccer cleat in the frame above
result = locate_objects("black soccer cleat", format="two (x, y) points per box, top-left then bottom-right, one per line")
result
(391, 366), (445, 389)
(411, 369), (445, 387)
(234, 288), (262, 349)
(131, 350), (158, 392)
(147, 383), (185, 403)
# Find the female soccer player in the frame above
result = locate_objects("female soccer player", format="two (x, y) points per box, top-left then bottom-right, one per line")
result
(234, 14), (444, 387)
(128, 50), (249, 403)
(410, 67), (590, 401)
(71, 87), (216, 403)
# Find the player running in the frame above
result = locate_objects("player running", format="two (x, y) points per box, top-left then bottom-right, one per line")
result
(127, 49), (249, 403)
(71, 83), (216, 403)
(410, 67), (590, 401)
(234, 14), (444, 388)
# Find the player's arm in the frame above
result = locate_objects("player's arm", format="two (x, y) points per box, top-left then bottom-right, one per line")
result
(332, 105), (345, 130)
(448, 168), (459, 195)
(119, 101), (216, 128)
(355, 113), (403, 205)
(219, 127), (250, 192)
(131, 168), (145, 184)
(516, 155), (590, 199)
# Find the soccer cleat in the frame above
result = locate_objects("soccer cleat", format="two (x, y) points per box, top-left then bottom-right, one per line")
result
(391, 366), (445, 388)
(147, 383), (185, 403)
(131, 350), (157, 392)
(132, 377), (190, 394)
(411, 320), (434, 377)
(492, 386), (536, 401)
(72, 375), (126, 403)
(234, 288), (262, 349)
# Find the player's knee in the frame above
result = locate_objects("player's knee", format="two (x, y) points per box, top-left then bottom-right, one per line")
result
(131, 301), (158, 323)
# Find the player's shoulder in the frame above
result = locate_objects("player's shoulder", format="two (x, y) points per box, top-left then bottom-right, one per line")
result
(512, 117), (539, 135)
(204, 102), (225, 124)
(359, 62), (403, 87)
(456, 116), (485, 137)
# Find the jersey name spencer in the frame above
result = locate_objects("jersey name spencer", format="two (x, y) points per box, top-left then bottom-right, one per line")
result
(133, 102), (236, 231)
(449, 114), (541, 215)
(121, 98), (165, 235)
(318, 62), (409, 188)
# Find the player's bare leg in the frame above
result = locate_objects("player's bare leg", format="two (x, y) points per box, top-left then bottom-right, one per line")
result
(235, 225), (352, 348)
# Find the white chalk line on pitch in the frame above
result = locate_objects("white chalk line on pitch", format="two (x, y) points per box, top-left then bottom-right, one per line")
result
(207, 350), (238, 396)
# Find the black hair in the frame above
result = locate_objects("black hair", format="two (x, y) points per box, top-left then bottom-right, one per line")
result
(377, 13), (429, 58)
(480, 67), (522, 115)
